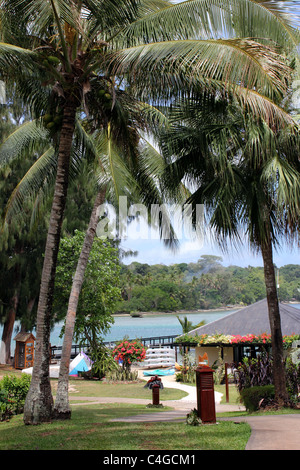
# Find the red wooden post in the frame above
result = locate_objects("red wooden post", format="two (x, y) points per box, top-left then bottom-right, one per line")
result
(225, 362), (229, 403)
(152, 385), (160, 405)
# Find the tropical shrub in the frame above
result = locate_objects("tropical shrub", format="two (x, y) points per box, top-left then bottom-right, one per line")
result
(84, 343), (118, 380)
(0, 374), (31, 421)
(112, 338), (146, 376)
(240, 385), (275, 412)
(285, 357), (300, 404)
(233, 356), (273, 393)
(175, 353), (197, 384)
(233, 355), (300, 406)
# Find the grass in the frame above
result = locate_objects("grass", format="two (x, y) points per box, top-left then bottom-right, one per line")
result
(0, 403), (251, 451)
(0, 367), (251, 450)
(1, 366), (299, 451)
(64, 377), (187, 401)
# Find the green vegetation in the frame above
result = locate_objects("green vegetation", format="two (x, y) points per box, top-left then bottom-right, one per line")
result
(118, 257), (300, 313)
(0, 404), (251, 451)
(0, 368), (251, 450)
(240, 385), (275, 413)
(54, 230), (121, 343)
(0, 373), (31, 420)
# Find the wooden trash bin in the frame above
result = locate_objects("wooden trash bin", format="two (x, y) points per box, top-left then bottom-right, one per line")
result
(195, 365), (216, 424)
(14, 332), (35, 369)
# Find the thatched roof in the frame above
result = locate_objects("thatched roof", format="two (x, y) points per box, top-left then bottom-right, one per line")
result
(185, 299), (300, 337)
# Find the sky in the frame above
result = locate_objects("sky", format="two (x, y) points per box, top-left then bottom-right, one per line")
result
(121, 238), (299, 268)
(119, 217), (300, 268)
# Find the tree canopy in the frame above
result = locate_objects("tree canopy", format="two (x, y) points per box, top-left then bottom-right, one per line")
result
(118, 259), (300, 313)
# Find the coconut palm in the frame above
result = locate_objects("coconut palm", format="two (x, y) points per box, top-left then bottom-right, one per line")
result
(53, 106), (176, 419)
(159, 93), (300, 404)
(0, 0), (298, 424)
(177, 315), (205, 333)
(1, 99), (176, 419)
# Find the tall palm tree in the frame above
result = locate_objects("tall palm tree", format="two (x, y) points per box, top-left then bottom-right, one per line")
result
(0, 0), (298, 424)
(159, 94), (300, 404)
(1, 100), (175, 419)
(53, 103), (174, 419)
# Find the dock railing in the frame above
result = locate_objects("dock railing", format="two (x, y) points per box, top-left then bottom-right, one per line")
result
(50, 334), (179, 361)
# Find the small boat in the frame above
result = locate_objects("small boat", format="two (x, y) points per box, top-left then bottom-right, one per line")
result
(143, 368), (175, 376)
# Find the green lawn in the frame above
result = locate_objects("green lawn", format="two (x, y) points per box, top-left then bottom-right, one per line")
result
(0, 369), (252, 450)
(1, 369), (298, 451)
(0, 403), (251, 451)
(64, 377), (187, 401)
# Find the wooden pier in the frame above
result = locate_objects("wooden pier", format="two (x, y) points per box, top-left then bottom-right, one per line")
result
(50, 334), (181, 361)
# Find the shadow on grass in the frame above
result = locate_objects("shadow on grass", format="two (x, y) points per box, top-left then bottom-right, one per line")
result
(0, 403), (251, 451)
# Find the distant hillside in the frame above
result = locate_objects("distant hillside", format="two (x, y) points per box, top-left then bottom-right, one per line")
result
(117, 256), (300, 313)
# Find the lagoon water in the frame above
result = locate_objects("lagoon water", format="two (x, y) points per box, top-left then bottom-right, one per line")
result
(50, 303), (300, 346)
(50, 309), (237, 347)
(3, 304), (300, 352)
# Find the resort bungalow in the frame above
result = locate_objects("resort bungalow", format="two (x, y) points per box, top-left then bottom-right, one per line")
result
(177, 299), (300, 367)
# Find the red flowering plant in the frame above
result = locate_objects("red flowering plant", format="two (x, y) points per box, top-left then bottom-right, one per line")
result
(230, 333), (272, 344)
(112, 338), (146, 373)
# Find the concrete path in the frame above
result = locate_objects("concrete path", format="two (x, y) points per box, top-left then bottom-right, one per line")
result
(222, 414), (300, 450)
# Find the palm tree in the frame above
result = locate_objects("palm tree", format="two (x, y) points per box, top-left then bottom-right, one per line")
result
(160, 93), (300, 404)
(53, 103), (175, 419)
(0, 0), (298, 424)
(177, 315), (205, 333)
(1, 100), (175, 419)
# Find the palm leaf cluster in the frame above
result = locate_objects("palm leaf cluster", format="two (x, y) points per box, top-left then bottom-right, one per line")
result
(159, 93), (300, 251)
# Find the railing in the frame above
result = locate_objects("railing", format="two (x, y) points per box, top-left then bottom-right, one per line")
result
(50, 334), (179, 360)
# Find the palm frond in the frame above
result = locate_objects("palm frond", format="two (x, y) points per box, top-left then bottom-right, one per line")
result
(119, 0), (299, 49)
(262, 154), (300, 230)
(95, 128), (137, 203)
(0, 119), (49, 167)
(6, 0), (78, 34)
(3, 147), (57, 226)
(109, 38), (291, 102)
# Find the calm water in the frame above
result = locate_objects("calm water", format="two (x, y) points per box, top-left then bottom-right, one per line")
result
(50, 304), (300, 346)
(4, 304), (300, 352)
(50, 309), (237, 346)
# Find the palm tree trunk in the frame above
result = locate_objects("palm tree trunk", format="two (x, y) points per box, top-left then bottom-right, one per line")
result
(261, 239), (289, 405)
(0, 293), (19, 365)
(23, 100), (77, 425)
(53, 187), (106, 419)
(0, 270), (20, 365)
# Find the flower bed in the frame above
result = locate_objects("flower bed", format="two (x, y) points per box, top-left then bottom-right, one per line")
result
(176, 332), (300, 349)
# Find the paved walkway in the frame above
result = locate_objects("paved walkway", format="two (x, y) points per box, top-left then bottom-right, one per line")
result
(70, 370), (300, 450)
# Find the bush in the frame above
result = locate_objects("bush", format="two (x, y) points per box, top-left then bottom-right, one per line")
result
(112, 338), (146, 374)
(105, 367), (139, 382)
(285, 357), (300, 404)
(175, 353), (196, 384)
(232, 355), (273, 393)
(233, 354), (300, 406)
(240, 385), (275, 413)
(88, 343), (119, 379)
(0, 374), (31, 421)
